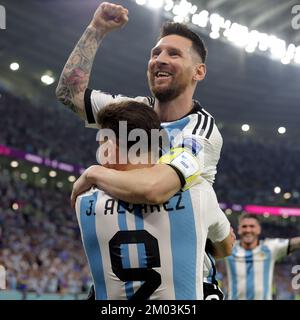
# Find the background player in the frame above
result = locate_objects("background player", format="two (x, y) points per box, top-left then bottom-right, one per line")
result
(75, 100), (233, 299)
(225, 213), (300, 300)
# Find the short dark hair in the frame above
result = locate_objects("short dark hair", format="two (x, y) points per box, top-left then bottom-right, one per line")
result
(159, 22), (207, 63)
(238, 213), (261, 225)
(96, 100), (161, 150)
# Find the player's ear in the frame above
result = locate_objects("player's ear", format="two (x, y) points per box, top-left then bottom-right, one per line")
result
(106, 139), (117, 165)
(193, 63), (206, 81)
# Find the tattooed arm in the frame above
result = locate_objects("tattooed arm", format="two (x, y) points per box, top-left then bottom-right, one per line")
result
(55, 2), (129, 118)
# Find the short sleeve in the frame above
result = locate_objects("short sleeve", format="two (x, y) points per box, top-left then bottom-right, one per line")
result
(264, 238), (289, 261)
(83, 89), (154, 127)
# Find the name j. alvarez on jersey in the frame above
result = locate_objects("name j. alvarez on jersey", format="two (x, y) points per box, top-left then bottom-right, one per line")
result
(84, 192), (186, 216)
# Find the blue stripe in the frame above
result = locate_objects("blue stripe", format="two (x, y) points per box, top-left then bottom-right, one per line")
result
(161, 117), (190, 150)
(227, 246), (238, 299)
(80, 192), (107, 299)
(206, 253), (216, 284)
(117, 201), (134, 298)
(261, 245), (271, 299)
(245, 249), (254, 300)
(168, 191), (196, 299)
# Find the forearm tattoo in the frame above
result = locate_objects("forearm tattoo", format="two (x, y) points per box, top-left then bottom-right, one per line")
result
(56, 27), (103, 113)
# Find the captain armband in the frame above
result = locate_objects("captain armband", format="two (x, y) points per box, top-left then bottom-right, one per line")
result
(157, 147), (202, 191)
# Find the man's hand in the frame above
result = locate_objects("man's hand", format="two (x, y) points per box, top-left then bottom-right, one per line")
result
(89, 2), (129, 34)
(70, 167), (97, 209)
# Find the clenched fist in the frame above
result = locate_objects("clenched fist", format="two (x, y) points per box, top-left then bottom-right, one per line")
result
(89, 2), (129, 33)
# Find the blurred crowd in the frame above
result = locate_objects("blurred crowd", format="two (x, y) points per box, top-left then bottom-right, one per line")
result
(215, 139), (300, 205)
(1, 91), (300, 299)
(0, 168), (92, 297)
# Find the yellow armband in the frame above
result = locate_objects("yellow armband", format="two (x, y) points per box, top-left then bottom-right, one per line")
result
(157, 147), (202, 191)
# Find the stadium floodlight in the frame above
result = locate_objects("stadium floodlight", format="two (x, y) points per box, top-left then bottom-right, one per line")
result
(280, 57), (290, 65)
(274, 186), (281, 194)
(41, 74), (55, 85)
(12, 203), (19, 211)
(225, 208), (232, 215)
(172, 0), (192, 18)
(136, 0), (146, 5)
(164, 0), (174, 11)
(32, 166), (40, 173)
(209, 31), (220, 39)
(269, 35), (286, 60)
(241, 124), (250, 132)
(10, 160), (19, 168)
(40, 178), (47, 184)
(294, 46), (300, 63)
(227, 23), (249, 47)
(49, 170), (57, 178)
(68, 175), (76, 183)
(257, 33), (269, 51)
(20, 173), (27, 180)
(56, 182), (64, 188)
(190, 5), (197, 14)
(283, 192), (292, 200)
(148, 0), (164, 9)
(173, 15), (185, 23)
(10, 62), (19, 71)
(192, 10), (209, 28)
(245, 45), (255, 53)
(278, 127), (286, 134)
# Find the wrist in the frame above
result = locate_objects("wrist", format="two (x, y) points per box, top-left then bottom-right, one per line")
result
(87, 23), (108, 38)
(85, 165), (103, 184)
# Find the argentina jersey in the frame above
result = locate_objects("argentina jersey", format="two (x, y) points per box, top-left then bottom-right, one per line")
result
(225, 239), (289, 300)
(75, 184), (210, 300)
(84, 90), (223, 185)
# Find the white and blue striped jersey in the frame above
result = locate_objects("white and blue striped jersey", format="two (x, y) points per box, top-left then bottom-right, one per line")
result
(84, 90), (223, 185)
(75, 180), (229, 300)
(225, 239), (289, 300)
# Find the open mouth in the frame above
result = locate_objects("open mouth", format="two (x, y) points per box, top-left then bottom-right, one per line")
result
(155, 71), (172, 79)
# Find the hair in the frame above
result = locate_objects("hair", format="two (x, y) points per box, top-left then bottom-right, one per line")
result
(238, 213), (261, 225)
(96, 100), (161, 150)
(158, 22), (207, 63)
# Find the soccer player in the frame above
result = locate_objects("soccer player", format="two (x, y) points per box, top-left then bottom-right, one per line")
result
(225, 213), (300, 300)
(56, 2), (226, 297)
(75, 100), (232, 300)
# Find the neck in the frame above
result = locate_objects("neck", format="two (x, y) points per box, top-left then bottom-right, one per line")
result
(154, 90), (195, 122)
(240, 240), (259, 250)
(115, 153), (155, 171)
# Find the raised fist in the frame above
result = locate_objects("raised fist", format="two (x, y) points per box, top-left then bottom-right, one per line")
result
(89, 2), (129, 33)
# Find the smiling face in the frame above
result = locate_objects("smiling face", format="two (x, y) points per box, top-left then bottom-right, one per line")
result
(238, 217), (261, 248)
(147, 34), (202, 102)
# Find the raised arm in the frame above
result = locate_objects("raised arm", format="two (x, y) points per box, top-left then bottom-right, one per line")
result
(55, 2), (128, 118)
